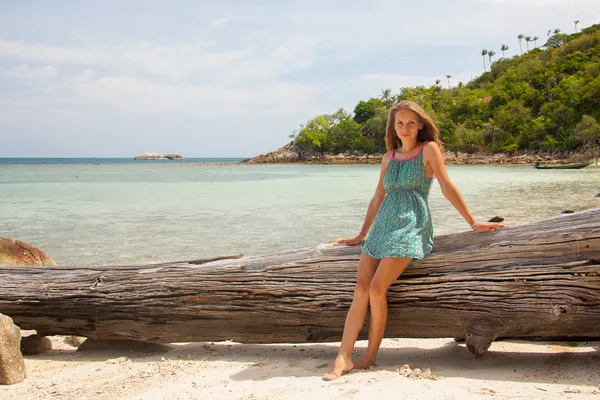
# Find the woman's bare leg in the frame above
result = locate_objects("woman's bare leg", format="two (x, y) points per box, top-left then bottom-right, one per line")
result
(322, 253), (380, 381)
(353, 257), (411, 369)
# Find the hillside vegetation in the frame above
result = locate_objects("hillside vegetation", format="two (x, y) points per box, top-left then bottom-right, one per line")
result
(291, 24), (600, 156)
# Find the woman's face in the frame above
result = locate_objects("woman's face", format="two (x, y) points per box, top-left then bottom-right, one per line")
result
(394, 109), (423, 141)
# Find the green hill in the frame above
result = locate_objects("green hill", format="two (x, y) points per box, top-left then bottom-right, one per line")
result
(291, 24), (600, 156)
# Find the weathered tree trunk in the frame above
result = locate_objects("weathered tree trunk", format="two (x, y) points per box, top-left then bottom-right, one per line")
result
(1, 209), (599, 357)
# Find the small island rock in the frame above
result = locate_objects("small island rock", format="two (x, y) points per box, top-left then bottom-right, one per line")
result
(133, 153), (167, 160)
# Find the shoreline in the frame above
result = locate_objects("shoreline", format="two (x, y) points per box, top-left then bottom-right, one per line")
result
(242, 145), (599, 166)
(238, 153), (595, 167)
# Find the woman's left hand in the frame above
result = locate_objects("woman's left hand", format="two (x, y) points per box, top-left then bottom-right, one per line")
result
(473, 222), (504, 232)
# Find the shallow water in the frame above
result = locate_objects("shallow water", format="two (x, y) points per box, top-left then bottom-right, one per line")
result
(2, 159), (599, 266)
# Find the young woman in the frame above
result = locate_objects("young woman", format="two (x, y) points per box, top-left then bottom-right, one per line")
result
(323, 100), (504, 381)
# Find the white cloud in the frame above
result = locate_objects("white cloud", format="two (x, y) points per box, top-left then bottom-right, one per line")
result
(68, 75), (323, 116)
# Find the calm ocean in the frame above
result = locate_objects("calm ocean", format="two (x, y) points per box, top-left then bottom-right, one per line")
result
(2, 158), (599, 266)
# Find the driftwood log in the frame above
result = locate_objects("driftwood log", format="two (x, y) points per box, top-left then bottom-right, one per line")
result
(1, 209), (599, 357)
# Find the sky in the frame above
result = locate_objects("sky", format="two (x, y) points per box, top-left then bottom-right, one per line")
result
(0, 0), (598, 158)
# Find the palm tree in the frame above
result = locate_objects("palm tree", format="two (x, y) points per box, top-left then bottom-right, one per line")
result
(380, 88), (392, 103)
(481, 49), (488, 72)
(554, 28), (561, 34)
(488, 50), (496, 67)
(435, 79), (441, 87)
(547, 29), (552, 37)
(533, 36), (539, 48)
(517, 34), (524, 54)
(446, 74), (452, 89)
(501, 44), (509, 58)
(574, 20), (580, 33)
(525, 36), (532, 51)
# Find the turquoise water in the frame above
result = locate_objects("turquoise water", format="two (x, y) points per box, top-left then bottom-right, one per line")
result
(2, 159), (599, 266)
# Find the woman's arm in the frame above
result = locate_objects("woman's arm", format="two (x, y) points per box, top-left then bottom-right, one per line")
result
(338, 151), (391, 245)
(423, 142), (503, 233)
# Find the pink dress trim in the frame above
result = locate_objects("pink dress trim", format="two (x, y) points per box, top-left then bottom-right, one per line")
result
(391, 141), (429, 161)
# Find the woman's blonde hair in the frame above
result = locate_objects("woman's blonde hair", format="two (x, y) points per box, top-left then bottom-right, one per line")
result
(385, 101), (444, 151)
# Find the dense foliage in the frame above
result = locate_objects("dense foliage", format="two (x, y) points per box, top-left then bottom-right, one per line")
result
(292, 24), (600, 155)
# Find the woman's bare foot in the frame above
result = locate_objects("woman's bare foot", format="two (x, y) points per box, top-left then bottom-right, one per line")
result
(322, 355), (354, 381)
(352, 356), (376, 370)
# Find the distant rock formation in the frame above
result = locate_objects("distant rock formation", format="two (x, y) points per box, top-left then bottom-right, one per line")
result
(133, 153), (166, 160)
(133, 153), (183, 160)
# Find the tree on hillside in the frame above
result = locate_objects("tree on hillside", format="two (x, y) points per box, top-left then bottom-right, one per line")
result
(518, 34), (525, 54)
(353, 98), (385, 124)
(533, 36), (539, 48)
(446, 74), (452, 89)
(481, 49), (488, 72)
(544, 33), (569, 48)
(574, 20), (580, 33)
(294, 115), (331, 155)
(525, 36), (532, 51)
(488, 50), (496, 67)
(554, 28), (561, 34)
(501, 44), (509, 58)
(380, 89), (393, 106)
(573, 115), (600, 150)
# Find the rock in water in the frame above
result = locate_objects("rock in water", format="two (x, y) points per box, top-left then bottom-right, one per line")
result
(488, 216), (504, 223)
(164, 153), (183, 160)
(21, 334), (52, 355)
(133, 152), (166, 160)
(0, 238), (57, 267)
(561, 210), (575, 214)
(0, 314), (26, 385)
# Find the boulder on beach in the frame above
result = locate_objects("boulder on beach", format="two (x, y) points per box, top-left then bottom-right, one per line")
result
(133, 153), (167, 160)
(0, 313), (26, 385)
(0, 238), (57, 267)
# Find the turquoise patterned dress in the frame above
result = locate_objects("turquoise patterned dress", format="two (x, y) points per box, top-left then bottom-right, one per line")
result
(362, 142), (434, 261)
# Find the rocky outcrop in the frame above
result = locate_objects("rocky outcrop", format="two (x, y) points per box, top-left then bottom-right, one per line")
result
(0, 313), (26, 385)
(0, 238), (56, 267)
(241, 144), (300, 164)
(133, 153), (184, 160)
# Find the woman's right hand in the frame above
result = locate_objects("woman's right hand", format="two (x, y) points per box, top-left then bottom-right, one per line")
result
(337, 235), (365, 246)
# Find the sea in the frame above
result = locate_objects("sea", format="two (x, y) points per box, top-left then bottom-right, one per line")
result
(1, 157), (599, 266)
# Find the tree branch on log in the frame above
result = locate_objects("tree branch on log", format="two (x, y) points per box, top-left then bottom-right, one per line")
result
(0, 209), (599, 357)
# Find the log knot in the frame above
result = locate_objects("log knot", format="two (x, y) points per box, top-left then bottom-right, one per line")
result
(90, 276), (106, 289)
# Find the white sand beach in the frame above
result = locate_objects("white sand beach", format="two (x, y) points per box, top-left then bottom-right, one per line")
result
(2, 334), (598, 400)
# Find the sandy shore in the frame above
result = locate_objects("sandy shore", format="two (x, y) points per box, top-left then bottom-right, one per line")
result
(2, 335), (598, 399)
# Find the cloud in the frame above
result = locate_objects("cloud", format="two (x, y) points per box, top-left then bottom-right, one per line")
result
(0, 0), (598, 157)
(68, 75), (323, 116)
(0, 64), (58, 81)
(210, 17), (231, 27)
